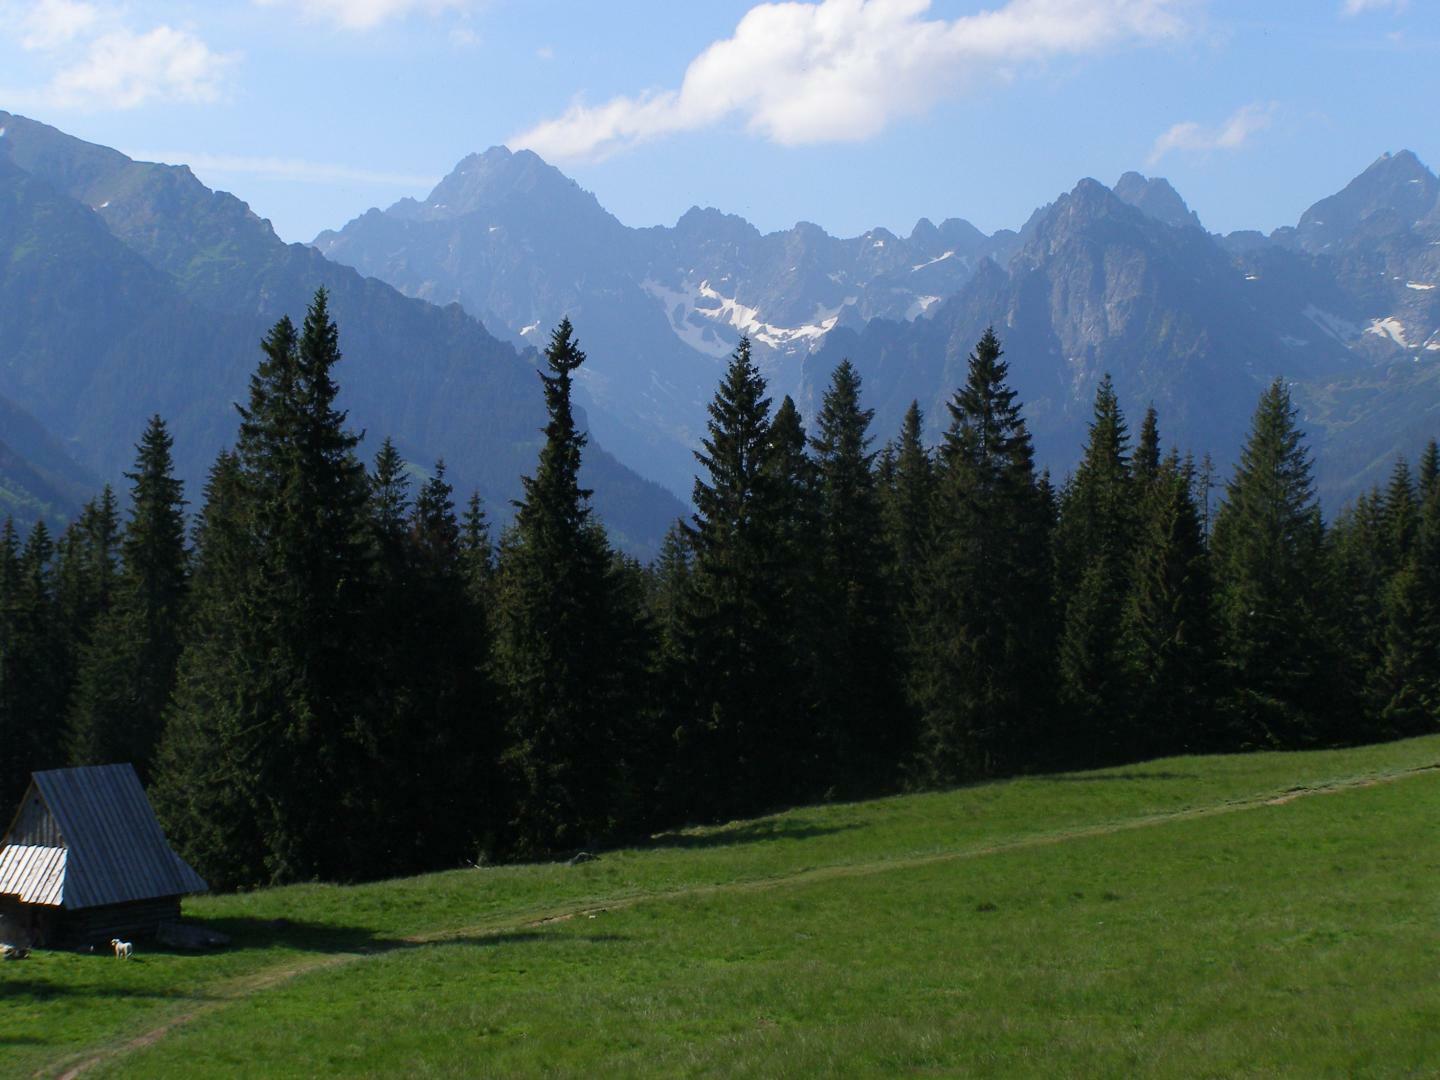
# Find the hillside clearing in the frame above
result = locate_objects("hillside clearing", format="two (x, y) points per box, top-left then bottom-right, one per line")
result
(7, 735), (1440, 1077)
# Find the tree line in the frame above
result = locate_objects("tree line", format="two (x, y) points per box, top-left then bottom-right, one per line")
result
(1, 289), (1436, 889)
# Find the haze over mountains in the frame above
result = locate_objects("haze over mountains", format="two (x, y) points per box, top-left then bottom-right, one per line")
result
(318, 145), (1440, 507)
(2, 108), (1438, 539)
(0, 111), (683, 554)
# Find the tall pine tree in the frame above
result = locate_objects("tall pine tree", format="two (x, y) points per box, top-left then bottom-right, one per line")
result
(491, 319), (647, 854)
(1053, 375), (1135, 764)
(1211, 378), (1347, 746)
(156, 291), (375, 885)
(672, 338), (806, 818)
(810, 361), (897, 793)
(910, 329), (1052, 783)
(68, 417), (189, 777)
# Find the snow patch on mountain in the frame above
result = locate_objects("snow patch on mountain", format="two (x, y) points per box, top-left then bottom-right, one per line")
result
(643, 278), (852, 360)
(1303, 304), (1360, 344)
(1366, 316), (1411, 347)
(911, 251), (955, 272)
(905, 295), (943, 320)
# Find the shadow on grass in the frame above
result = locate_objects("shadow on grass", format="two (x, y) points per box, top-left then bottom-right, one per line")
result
(1041, 771), (1199, 783)
(0, 980), (206, 1003)
(645, 818), (863, 852)
(151, 918), (629, 958)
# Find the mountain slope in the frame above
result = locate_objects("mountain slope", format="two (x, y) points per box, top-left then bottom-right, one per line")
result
(0, 393), (97, 531)
(315, 147), (1016, 496)
(0, 113), (683, 555)
(805, 177), (1362, 484)
(799, 157), (1440, 505)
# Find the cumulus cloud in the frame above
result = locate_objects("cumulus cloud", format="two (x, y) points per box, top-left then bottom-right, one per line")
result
(254, 0), (470, 31)
(128, 149), (437, 188)
(1341, 0), (1407, 13)
(17, 0), (101, 49)
(3, 1), (237, 109)
(1147, 101), (1276, 164)
(45, 26), (236, 108)
(512, 0), (1192, 163)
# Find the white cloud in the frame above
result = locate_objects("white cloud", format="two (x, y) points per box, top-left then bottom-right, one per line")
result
(46, 26), (237, 109)
(127, 149), (437, 188)
(512, 0), (1193, 163)
(1147, 101), (1276, 164)
(1341, 0), (1407, 14)
(255, 0), (470, 31)
(17, 0), (101, 50)
(2, 2), (237, 109)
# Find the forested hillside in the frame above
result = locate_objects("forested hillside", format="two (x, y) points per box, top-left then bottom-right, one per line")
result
(2, 295), (1434, 890)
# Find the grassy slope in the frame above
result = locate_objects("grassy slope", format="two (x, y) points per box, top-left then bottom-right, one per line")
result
(7, 736), (1440, 1077)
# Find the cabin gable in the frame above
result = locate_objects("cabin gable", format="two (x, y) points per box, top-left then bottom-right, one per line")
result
(4, 783), (63, 848)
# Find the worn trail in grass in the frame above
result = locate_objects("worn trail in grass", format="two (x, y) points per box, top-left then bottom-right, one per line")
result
(8, 736), (1440, 1077)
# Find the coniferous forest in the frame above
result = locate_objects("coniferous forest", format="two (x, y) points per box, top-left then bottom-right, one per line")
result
(2, 288), (1437, 890)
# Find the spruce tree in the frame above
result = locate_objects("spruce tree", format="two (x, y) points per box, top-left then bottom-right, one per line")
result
(1370, 453), (1440, 736)
(153, 452), (269, 889)
(156, 291), (375, 885)
(910, 329), (1052, 783)
(68, 417), (189, 777)
(491, 319), (646, 853)
(810, 361), (897, 792)
(1211, 378), (1347, 746)
(881, 401), (934, 606)
(1418, 439), (1439, 501)
(673, 337), (798, 818)
(0, 520), (52, 803)
(1053, 375), (1135, 763)
(1119, 450), (1215, 755)
(762, 395), (821, 795)
(460, 490), (495, 607)
(404, 462), (495, 868)
(1133, 406), (1161, 486)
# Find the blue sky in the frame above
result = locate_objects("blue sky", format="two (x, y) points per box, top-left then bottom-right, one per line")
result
(1, 0), (1434, 243)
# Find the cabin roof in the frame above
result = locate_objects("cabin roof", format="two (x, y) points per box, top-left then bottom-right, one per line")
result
(0, 764), (207, 910)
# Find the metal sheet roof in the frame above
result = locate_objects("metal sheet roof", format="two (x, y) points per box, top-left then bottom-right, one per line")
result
(0, 764), (207, 910)
(0, 844), (66, 906)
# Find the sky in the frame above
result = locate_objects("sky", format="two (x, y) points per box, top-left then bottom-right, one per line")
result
(1, 0), (1435, 244)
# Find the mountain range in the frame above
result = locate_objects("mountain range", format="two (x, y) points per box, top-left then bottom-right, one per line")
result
(0, 111), (684, 555)
(3, 111), (1437, 544)
(318, 146), (1440, 507)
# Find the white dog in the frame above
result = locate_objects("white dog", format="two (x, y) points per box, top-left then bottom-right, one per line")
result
(110, 938), (132, 960)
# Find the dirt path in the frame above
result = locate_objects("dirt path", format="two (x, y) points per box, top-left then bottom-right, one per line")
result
(42, 760), (1440, 1079)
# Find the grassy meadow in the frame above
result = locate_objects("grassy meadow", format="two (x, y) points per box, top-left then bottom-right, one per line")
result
(5, 735), (1440, 1077)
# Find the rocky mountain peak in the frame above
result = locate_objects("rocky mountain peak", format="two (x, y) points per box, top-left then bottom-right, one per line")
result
(1296, 149), (1439, 252)
(1113, 171), (1204, 230)
(415, 144), (606, 223)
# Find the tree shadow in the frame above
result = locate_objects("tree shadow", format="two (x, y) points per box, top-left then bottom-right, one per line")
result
(645, 818), (862, 851)
(1041, 770), (1199, 783)
(0, 980), (206, 1003)
(154, 916), (388, 956)
(143, 919), (629, 957)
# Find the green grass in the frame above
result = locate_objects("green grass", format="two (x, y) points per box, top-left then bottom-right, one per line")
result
(6, 736), (1440, 1077)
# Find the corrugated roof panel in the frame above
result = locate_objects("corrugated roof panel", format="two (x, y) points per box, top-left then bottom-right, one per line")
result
(27, 765), (207, 910)
(0, 844), (66, 906)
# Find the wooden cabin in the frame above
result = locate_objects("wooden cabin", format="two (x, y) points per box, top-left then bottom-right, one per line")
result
(0, 764), (207, 947)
